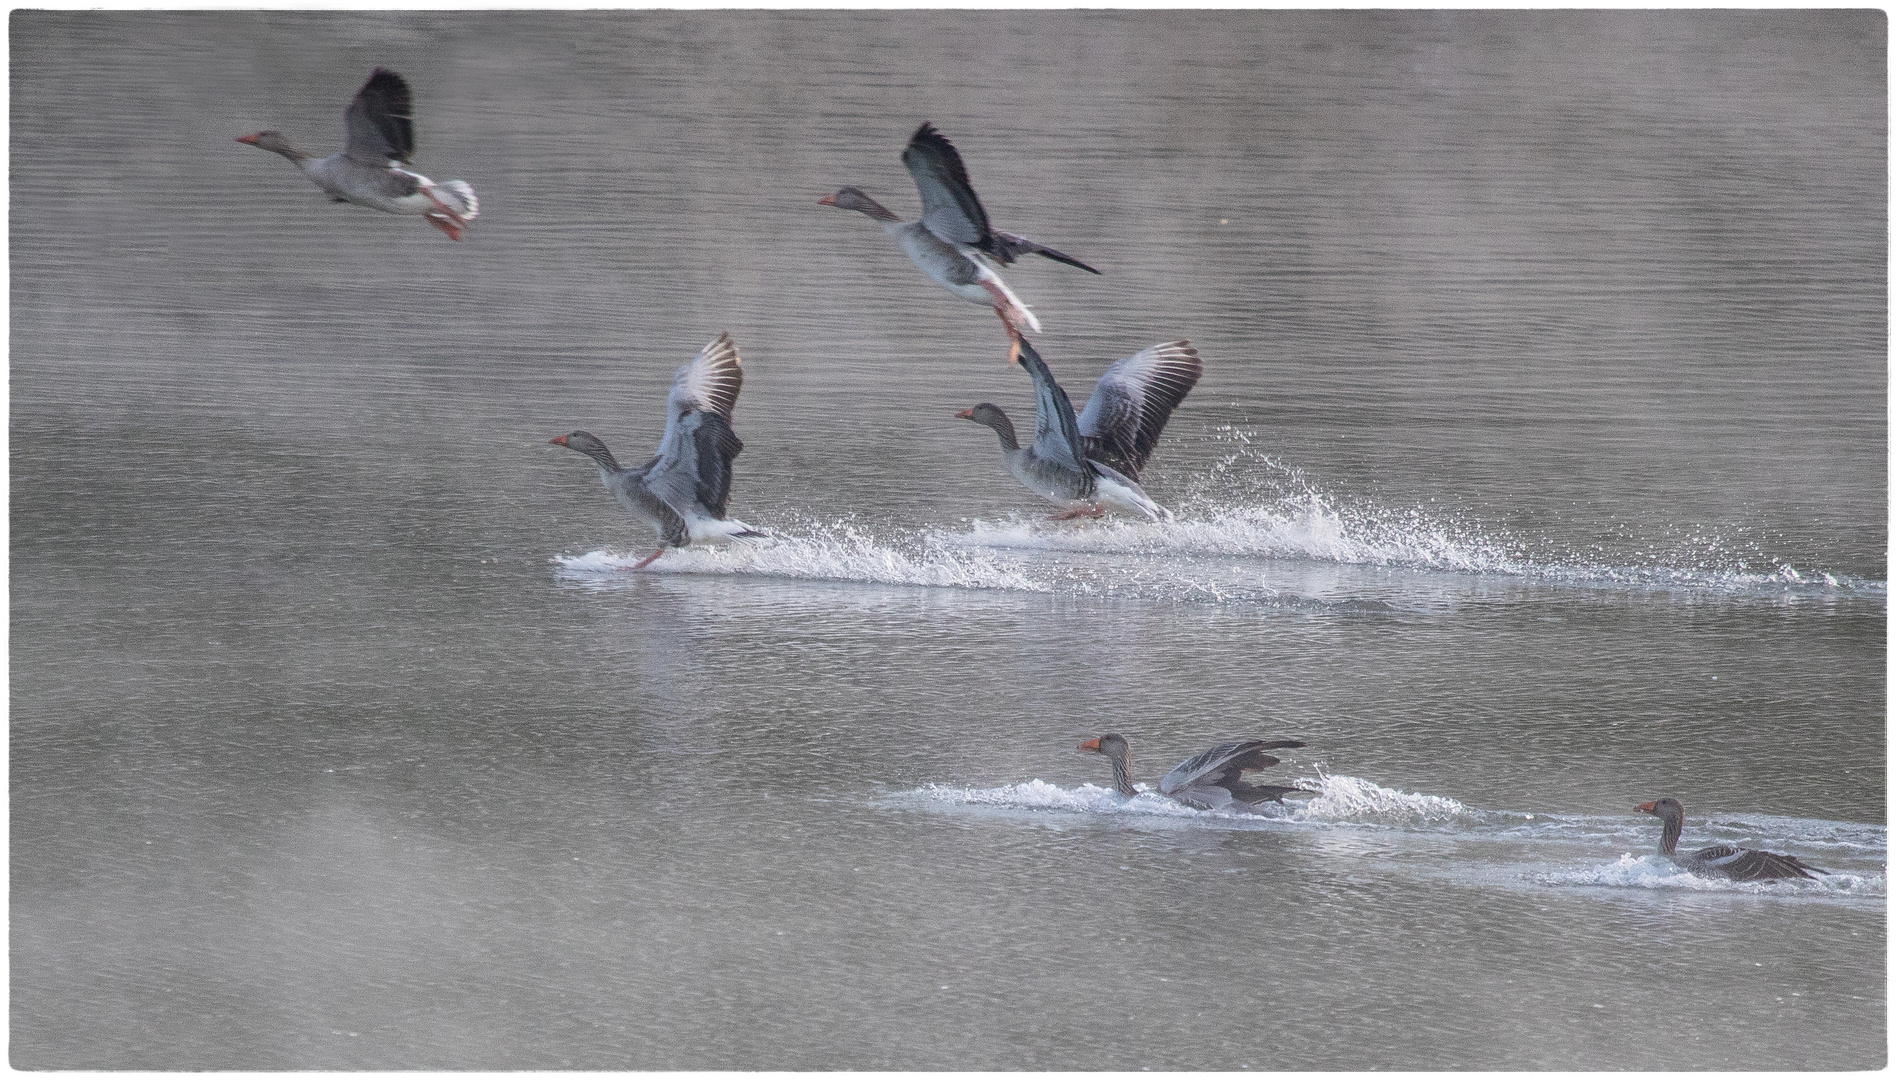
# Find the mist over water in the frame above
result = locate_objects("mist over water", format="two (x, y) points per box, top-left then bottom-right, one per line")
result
(12, 9), (1885, 1071)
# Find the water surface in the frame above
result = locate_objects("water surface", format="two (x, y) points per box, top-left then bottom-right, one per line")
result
(11, 9), (1885, 1070)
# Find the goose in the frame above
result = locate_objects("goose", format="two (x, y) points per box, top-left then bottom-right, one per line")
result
(550, 333), (764, 570)
(1636, 798), (1826, 881)
(820, 122), (1099, 362)
(238, 68), (478, 240)
(957, 338), (1200, 521)
(1080, 734), (1312, 813)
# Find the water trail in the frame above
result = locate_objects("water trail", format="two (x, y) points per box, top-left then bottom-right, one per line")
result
(895, 773), (1885, 902)
(904, 772), (1470, 826)
(554, 522), (1047, 593)
(553, 429), (1882, 602)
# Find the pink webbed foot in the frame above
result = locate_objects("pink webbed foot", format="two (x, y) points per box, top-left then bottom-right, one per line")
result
(1049, 504), (1107, 521)
(425, 213), (464, 241)
(620, 549), (665, 571)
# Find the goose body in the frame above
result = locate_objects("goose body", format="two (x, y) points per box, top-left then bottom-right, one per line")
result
(551, 333), (764, 569)
(1080, 734), (1311, 813)
(238, 68), (478, 240)
(1637, 798), (1826, 882)
(958, 339), (1200, 521)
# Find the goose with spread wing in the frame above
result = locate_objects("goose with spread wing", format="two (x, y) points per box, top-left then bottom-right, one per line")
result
(238, 68), (478, 240)
(1636, 798), (1826, 881)
(551, 333), (764, 570)
(821, 122), (1099, 362)
(957, 339), (1201, 521)
(1080, 734), (1312, 813)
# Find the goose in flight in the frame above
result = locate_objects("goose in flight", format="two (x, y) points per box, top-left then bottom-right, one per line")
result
(821, 123), (1099, 361)
(238, 68), (478, 240)
(551, 333), (764, 570)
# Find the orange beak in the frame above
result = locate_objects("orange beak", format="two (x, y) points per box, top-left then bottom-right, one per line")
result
(548, 435), (568, 446)
(1077, 738), (1101, 752)
(236, 133), (261, 145)
(1635, 801), (1657, 814)
(817, 194), (838, 206)
(954, 409), (974, 420)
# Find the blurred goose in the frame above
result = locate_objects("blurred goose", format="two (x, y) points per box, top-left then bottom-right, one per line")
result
(550, 333), (764, 570)
(1637, 798), (1826, 881)
(820, 122), (1099, 361)
(238, 68), (478, 240)
(957, 338), (1201, 521)
(1080, 734), (1311, 813)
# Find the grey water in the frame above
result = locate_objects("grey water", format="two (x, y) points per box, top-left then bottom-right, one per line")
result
(9, 9), (1885, 1070)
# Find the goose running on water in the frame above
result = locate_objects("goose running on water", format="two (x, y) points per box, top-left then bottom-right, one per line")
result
(957, 338), (1201, 521)
(1636, 797), (1826, 881)
(238, 68), (479, 240)
(551, 333), (764, 570)
(821, 122), (1100, 362)
(1080, 734), (1312, 813)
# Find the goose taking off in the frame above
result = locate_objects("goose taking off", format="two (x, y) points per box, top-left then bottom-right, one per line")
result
(1079, 734), (1312, 813)
(820, 122), (1100, 362)
(550, 333), (764, 570)
(1636, 798), (1826, 882)
(238, 68), (478, 240)
(957, 338), (1201, 521)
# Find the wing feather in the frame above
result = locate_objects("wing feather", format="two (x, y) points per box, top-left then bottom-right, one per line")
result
(1160, 739), (1304, 796)
(343, 68), (414, 165)
(1693, 844), (1824, 881)
(1076, 341), (1203, 480)
(646, 333), (746, 522)
(1015, 339), (1086, 473)
(991, 230), (1102, 274)
(902, 122), (993, 248)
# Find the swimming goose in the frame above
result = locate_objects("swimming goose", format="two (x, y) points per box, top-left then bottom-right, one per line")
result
(238, 68), (478, 240)
(551, 332), (764, 570)
(821, 122), (1099, 361)
(956, 339), (1200, 521)
(1636, 798), (1826, 881)
(1080, 734), (1311, 813)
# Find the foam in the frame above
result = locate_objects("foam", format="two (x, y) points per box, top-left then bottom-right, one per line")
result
(1289, 771), (1474, 824)
(553, 525), (1046, 593)
(904, 772), (1468, 826)
(1540, 853), (1885, 897)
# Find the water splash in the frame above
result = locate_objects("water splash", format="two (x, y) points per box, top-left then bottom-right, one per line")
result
(1290, 770), (1473, 824)
(551, 430), (1881, 603)
(1539, 853), (1885, 897)
(553, 523), (1047, 593)
(904, 773), (1467, 826)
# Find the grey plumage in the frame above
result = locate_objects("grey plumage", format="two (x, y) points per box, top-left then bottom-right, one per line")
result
(551, 333), (762, 567)
(1081, 734), (1312, 812)
(959, 338), (1190, 521)
(238, 68), (477, 239)
(1637, 797), (1825, 882)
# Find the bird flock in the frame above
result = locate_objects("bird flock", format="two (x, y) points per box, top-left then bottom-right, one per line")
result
(238, 69), (1830, 886)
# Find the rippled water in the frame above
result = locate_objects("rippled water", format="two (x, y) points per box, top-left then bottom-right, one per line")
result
(11, 9), (1885, 1070)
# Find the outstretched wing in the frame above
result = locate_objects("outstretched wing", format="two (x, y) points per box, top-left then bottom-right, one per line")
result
(1693, 844), (1824, 881)
(343, 68), (415, 165)
(991, 230), (1102, 274)
(902, 122), (993, 249)
(1159, 739), (1305, 796)
(1014, 338), (1086, 473)
(658, 332), (743, 444)
(1077, 341), (1203, 480)
(646, 410), (745, 523)
(647, 333), (746, 520)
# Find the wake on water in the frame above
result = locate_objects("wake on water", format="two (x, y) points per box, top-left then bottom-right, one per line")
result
(553, 431), (1881, 604)
(893, 772), (1885, 902)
